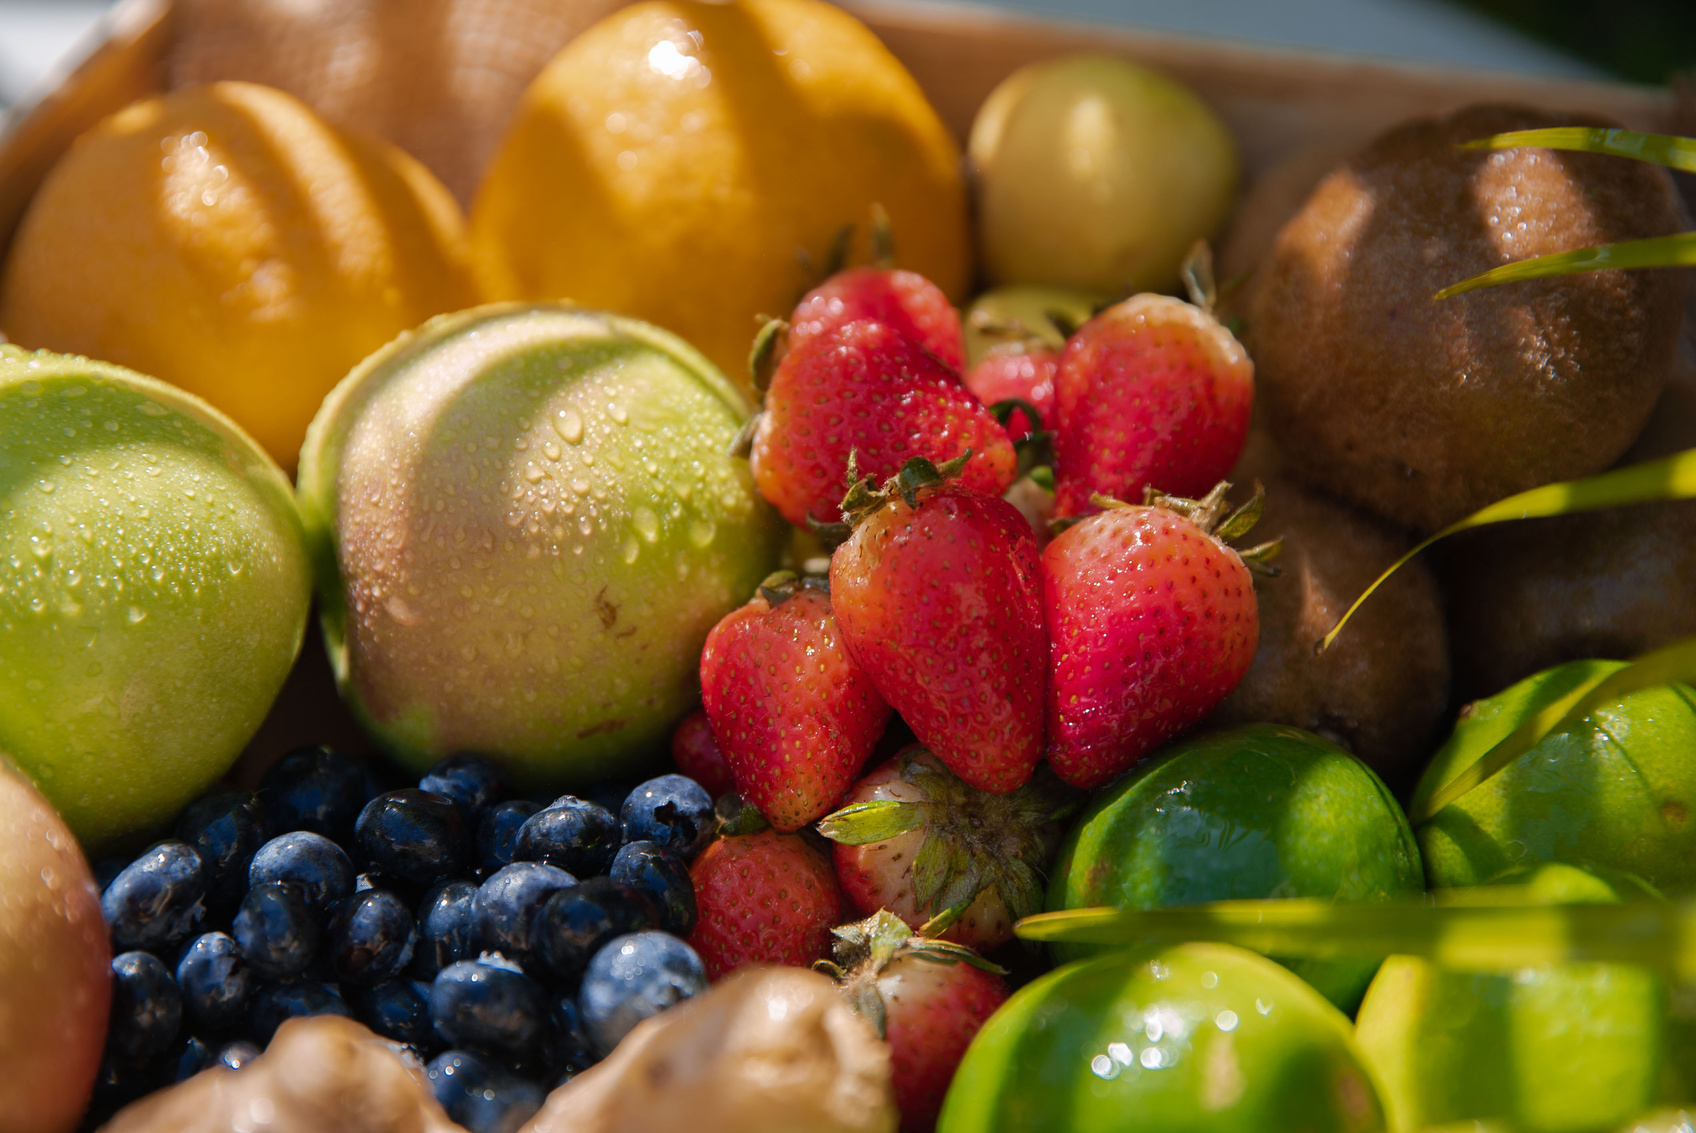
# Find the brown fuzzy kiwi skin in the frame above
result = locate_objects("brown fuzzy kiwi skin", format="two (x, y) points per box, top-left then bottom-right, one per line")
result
(1248, 103), (1687, 535)
(1440, 334), (1696, 701)
(1211, 435), (1451, 793)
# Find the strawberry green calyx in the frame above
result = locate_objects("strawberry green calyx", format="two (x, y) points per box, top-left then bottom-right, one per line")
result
(1064, 479), (1285, 576)
(754, 569), (828, 608)
(815, 910), (1006, 1036)
(837, 450), (975, 529)
(818, 749), (1082, 936)
(713, 790), (771, 836)
(748, 317), (790, 394)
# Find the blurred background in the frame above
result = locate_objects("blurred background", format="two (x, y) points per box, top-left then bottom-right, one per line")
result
(0, 0), (1692, 118)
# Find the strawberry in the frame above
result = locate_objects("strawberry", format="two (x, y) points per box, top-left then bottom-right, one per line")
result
(790, 266), (966, 371)
(747, 321), (1017, 528)
(687, 817), (843, 981)
(829, 456), (1045, 794)
(818, 910), (1009, 1133)
(699, 572), (890, 831)
(1052, 292), (1253, 517)
(818, 746), (1080, 951)
(1044, 482), (1276, 789)
(963, 346), (1057, 442)
(670, 709), (735, 798)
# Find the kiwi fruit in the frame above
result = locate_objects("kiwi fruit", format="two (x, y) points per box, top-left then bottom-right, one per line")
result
(1211, 435), (1450, 791)
(1441, 333), (1696, 699)
(1249, 103), (1687, 534)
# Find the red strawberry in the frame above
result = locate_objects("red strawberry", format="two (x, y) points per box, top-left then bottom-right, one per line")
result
(670, 709), (734, 798)
(748, 321), (1016, 528)
(829, 457), (1045, 794)
(791, 266), (965, 371)
(687, 822), (843, 981)
(819, 910), (1009, 1133)
(1044, 483), (1275, 788)
(1053, 293), (1253, 517)
(819, 746), (1079, 951)
(963, 345), (1057, 441)
(699, 572), (890, 831)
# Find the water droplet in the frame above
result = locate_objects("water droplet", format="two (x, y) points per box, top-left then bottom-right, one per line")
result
(1140, 1047), (1163, 1069)
(1215, 1010), (1238, 1032)
(571, 480), (590, 496)
(1255, 999), (1273, 1016)
(524, 464), (545, 483)
(543, 441), (561, 461)
(689, 519), (716, 547)
(126, 606), (147, 624)
(633, 507), (660, 543)
(621, 537), (640, 564)
(609, 403), (628, 424)
(137, 402), (168, 418)
(555, 409), (584, 444)
(36, 479), (54, 494)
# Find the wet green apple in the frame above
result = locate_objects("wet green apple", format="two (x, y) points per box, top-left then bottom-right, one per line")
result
(938, 942), (1384, 1133)
(0, 347), (309, 848)
(297, 303), (784, 785)
(0, 756), (111, 1133)
(1416, 660), (1696, 893)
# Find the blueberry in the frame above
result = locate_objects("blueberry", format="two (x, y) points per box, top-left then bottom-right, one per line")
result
(218, 1040), (262, 1070)
(578, 932), (706, 1056)
(232, 883), (321, 981)
(350, 979), (436, 1050)
(620, 775), (715, 859)
(420, 754), (507, 821)
(476, 801), (541, 874)
(247, 981), (353, 1044)
(101, 841), (207, 953)
(326, 890), (417, 985)
(411, 880), (478, 980)
(426, 1050), (545, 1133)
(258, 744), (372, 843)
(535, 877), (652, 979)
(108, 951), (183, 1058)
(175, 792), (274, 909)
(173, 1035), (217, 1082)
(175, 931), (254, 1032)
(471, 862), (577, 970)
(515, 797), (621, 876)
(549, 993), (596, 1075)
(357, 790), (471, 886)
(429, 960), (546, 1056)
(609, 841), (696, 937)
(248, 831), (355, 912)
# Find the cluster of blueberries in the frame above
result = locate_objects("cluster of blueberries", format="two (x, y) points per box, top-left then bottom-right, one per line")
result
(91, 745), (718, 1133)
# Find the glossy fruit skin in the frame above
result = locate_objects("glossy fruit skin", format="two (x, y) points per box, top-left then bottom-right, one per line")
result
(670, 710), (735, 798)
(356, 790), (472, 887)
(412, 880), (478, 980)
(515, 796), (621, 876)
(257, 745), (372, 845)
(879, 954), (1008, 1133)
(430, 959), (548, 1055)
(100, 841), (208, 953)
(687, 829), (843, 980)
(471, 862), (578, 972)
(477, 801), (542, 874)
(751, 321), (1017, 527)
(246, 980), (353, 1045)
(427, 1048), (546, 1133)
(108, 952), (182, 1058)
(1415, 660), (1696, 893)
(1043, 505), (1258, 789)
(938, 944), (1385, 1133)
(1046, 724), (1423, 1011)
(700, 585), (890, 830)
(298, 304), (783, 785)
(350, 979), (436, 1050)
(175, 931), (254, 1032)
(620, 775), (717, 860)
(0, 760), (110, 1133)
(419, 754), (508, 821)
(791, 268), (967, 371)
(535, 876), (656, 978)
(0, 349), (310, 850)
(832, 484), (1046, 793)
(232, 882), (321, 982)
(248, 831), (355, 913)
(175, 792), (273, 909)
(326, 890), (418, 985)
(610, 841), (697, 937)
(1052, 295), (1253, 517)
(578, 931), (708, 1056)
(963, 348), (1057, 441)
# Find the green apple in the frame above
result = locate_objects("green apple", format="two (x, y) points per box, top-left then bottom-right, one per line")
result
(0, 347), (310, 849)
(297, 303), (784, 785)
(0, 755), (111, 1133)
(939, 942), (1385, 1133)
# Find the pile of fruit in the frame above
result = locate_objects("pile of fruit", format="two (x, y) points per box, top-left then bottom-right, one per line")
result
(1, 0), (1694, 1132)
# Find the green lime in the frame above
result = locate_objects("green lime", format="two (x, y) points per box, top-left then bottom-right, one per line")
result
(938, 942), (1384, 1133)
(1415, 660), (1696, 893)
(1355, 862), (1677, 1133)
(1045, 723), (1423, 1011)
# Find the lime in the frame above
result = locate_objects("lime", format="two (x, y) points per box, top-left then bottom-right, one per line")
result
(1415, 660), (1696, 893)
(938, 942), (1384, 1133)
(1046, 724), (1423, 1011)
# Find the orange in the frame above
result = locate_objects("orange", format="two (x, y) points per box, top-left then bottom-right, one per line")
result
(0, 81), (477, 473)
(470, 0), (970, 386)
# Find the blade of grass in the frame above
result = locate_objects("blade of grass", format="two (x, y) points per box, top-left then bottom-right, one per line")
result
(1318, 446), (1696, 652)
(1436, 232), (1696, 299)
(1411, 636), (1696, 824)
(1460, 126), (1696, 174)
(1015, 898), (1696, 979)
